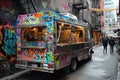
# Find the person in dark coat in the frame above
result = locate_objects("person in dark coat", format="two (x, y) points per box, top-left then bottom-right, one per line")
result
(109, 36), (115, 54)
(102, 36), (109, 53)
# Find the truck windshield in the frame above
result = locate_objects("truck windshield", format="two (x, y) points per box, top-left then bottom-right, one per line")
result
(21, 26), (46, 42)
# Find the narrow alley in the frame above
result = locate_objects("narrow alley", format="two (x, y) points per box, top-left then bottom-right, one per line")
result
(0, 0), (120, 80)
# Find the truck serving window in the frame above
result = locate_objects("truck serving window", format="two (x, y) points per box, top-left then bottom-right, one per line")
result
(71, 26), (84, 43)
(57, 23), (71, 44)
(21, 26), (46, 42)
(56, 22), (85, 44)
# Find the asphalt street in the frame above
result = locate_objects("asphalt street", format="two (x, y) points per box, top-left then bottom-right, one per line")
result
(67, 45), (119, 80)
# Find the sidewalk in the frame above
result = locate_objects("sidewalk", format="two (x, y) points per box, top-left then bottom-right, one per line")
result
(117, 63), (120, 80)
(93, 45), (119, 80)
(117, 49), (120, 80)
(115, 44), (120, 80)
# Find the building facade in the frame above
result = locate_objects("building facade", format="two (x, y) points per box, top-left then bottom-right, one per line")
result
(104, 0), (117, 26)
(90, 0), (102, 45)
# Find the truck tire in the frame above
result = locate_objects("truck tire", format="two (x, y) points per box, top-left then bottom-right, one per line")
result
(87, 55), (92, 60)
(70, 58), (77, 72)
(64, 66), (70, 74)
(87, 49), (93, 60)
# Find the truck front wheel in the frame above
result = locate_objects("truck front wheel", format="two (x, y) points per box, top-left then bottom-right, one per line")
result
(70, 58), (77, 72)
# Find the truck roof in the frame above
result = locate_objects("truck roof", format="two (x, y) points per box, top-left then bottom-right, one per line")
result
(16, 11), (79, 26)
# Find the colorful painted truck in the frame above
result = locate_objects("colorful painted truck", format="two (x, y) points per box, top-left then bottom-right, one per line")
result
(15, 11), (93, 73)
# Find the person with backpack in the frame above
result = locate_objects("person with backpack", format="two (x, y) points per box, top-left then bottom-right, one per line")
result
(109, 36), (115, 54)
(102, 35), (109, 53)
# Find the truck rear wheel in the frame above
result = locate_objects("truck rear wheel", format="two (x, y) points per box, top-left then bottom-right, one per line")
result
(64, 66), (70, 74)
(70, 58), (77, 72)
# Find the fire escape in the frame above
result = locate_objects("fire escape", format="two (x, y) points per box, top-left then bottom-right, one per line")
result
(72, 0), (87, 21)
(13, 0), (37, 14)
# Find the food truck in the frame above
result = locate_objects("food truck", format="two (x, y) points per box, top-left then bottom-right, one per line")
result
(15, 11), (93, 73)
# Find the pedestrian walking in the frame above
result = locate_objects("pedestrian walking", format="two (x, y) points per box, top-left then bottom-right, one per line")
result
(109, 36), (115, 54)
(101, 36), (109, 53)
